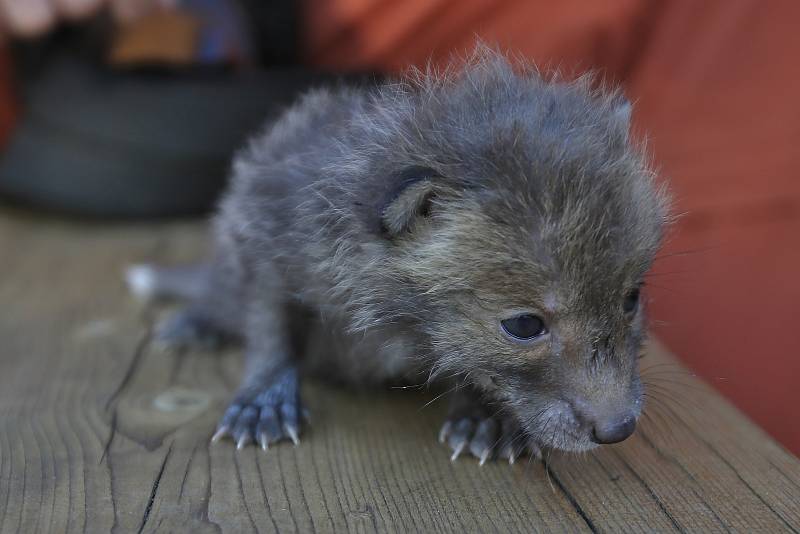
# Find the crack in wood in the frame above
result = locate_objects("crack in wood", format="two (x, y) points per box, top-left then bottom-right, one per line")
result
(703, 442), (799, 534)
(254, 455), (282, 533)
(638, 429), (734, 532)
(202, 447), (223, 533)
(768, 459), (800, 493)
(105, 320), (153, 413)
(177, 444), (197, 502)
(137, 443), (173, 534)
(233, 452), (259, 533)
(99, 411), (118, 466)
(645, 405), (799, 534)
(613, 450), (686, 533)
(542, 461), (598, 533)
(101, 312), (154, 466)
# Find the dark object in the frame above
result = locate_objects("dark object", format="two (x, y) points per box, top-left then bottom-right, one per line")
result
(237, 0), (300, 66)
(500, 314), (546, 340)
(0, 55), (369, 217)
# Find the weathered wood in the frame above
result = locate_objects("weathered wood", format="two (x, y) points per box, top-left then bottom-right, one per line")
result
(0, 211), (798, 533)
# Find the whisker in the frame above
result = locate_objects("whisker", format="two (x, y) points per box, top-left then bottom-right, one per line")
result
(643, 386), (709, 437)
(418, 382), (467, 411)
(654, 246), (716, 261)
(644, 378), (706, 394)
(644, 270), (693, 278)
(640, 397), (683, 449)
(644, 383), (707, 414)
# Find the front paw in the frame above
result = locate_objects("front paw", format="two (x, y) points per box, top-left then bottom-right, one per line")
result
(212, 368), (304, 451)
(439, 410), (540, 465)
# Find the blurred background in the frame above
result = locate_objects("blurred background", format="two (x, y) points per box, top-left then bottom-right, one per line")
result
(0, 0), (797, 455)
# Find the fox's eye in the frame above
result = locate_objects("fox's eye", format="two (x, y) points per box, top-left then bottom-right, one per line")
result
(501, 314), (546, 341)
(623, 288), (640, 314)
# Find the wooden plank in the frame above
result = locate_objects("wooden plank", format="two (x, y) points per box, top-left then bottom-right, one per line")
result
(0, 211), (798, 533)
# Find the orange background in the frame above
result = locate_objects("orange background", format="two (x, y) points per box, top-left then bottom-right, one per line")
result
(304, 0), (800, 454)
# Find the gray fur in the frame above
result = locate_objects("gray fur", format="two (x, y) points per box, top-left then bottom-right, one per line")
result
(142, 47), (670, 456)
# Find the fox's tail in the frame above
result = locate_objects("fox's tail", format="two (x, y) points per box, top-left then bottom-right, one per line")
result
(124, 263), (211, 302)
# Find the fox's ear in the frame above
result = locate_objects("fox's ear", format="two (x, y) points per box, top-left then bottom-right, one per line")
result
(379, 166), (439, 238)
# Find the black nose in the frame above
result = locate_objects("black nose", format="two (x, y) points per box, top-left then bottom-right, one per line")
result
(591, 414), (637, 444)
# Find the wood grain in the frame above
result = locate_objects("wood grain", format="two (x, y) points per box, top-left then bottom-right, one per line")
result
(0, 211), (798, 533)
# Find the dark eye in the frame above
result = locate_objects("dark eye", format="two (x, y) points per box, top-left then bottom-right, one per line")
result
(623, 288), (640, 314)
(501, 314), (546, 340)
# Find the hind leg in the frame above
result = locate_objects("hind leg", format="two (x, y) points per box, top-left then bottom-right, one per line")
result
(149, 234), (246, 350)
(152, 269), (244, 350)
(153, 307), (236, 351)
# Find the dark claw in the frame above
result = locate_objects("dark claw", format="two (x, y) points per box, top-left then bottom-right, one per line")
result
(498, 417), (526, 464)
(256, 406), (282, 444)
(448, 418), (473, 448)
(499, 442), (521, 464)
(218, 404), (242, 431)
(469, 418), (499, 463)
(438, 421), (453, 443)
(211, 425), (230, 443)
(446, 418), (474, 461)
(284, 423), (300, 446)
(450, 438), (468, 462)
(232, 406), (259, 443)
(236, 430), (252, 450)
(280, 401), (300, 428)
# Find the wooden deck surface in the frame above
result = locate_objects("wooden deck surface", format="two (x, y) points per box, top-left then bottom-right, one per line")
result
(0, 211), (798, 533)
